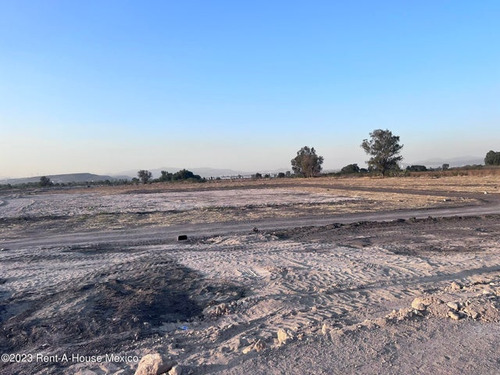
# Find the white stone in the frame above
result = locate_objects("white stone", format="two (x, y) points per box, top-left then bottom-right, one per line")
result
(134, 353), (175, 375)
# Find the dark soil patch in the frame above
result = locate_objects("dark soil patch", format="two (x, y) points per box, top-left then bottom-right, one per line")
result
(268, 215), (500, 256)
(0, 256), (245, 375)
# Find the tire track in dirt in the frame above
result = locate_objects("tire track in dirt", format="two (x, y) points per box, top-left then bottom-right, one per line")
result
(1, 220), (499, 373)
(155, 226), (500, 371)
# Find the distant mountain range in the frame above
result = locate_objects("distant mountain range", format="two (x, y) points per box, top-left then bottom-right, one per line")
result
(1, 157), (485, 185)
(0, 168), (282, 185)
(407, 156), (484, 168)
(0, 173), (129, 185)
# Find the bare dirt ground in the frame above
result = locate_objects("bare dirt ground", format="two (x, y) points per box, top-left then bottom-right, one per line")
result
(1, 175), (500, 374)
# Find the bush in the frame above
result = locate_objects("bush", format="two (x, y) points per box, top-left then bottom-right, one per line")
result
(39, 176), (53, 187)
(171, 169), (202, 181)
(340, 164), (360, 174)
(406, 165), (427, 172)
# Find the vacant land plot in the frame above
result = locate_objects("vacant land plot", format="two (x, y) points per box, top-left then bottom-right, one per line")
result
(1, 175), (500, 374)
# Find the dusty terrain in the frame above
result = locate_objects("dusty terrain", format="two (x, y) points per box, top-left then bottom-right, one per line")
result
(1, 175), (500, 374)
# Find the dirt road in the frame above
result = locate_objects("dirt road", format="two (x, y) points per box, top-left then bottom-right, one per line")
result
(1, 188), (499, 251)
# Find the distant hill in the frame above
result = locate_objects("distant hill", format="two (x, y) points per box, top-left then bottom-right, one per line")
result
(408, 156), (484, 168)
(0, 173), (128, 185)
(1, 167), (295, 186)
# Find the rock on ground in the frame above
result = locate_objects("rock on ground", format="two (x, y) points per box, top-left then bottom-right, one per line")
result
(134, 353), (175, 375)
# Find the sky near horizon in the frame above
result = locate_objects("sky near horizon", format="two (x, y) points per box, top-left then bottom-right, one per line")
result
(1, 1), (499, 178)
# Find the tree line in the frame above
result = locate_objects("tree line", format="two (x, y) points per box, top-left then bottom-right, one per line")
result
(135, 169), (203, 184)
(292, 129), (500, 178)
(292, 129), (404, 177)
(4, 128), (498, 189)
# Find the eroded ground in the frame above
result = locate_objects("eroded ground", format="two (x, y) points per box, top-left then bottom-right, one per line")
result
(1, 176), (500, 374)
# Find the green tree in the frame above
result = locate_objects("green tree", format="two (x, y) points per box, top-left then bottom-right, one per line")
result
(39, 176), (52, 187)
(340, 164), (360, 174)
(137, 170), (152, 184)
(406, 165), (427, 172)
(159, 170), (173, 182)
(172, 169), (202, 181)
(485, 150), (500, 166)
(361, 129), (403, 176)
(291, 146), (324, 177)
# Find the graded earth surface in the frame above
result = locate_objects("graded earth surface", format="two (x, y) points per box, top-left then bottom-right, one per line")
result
(1, 176), (500, 374)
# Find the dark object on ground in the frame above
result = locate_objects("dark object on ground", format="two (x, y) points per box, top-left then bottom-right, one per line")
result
(178, 235), (188, 241)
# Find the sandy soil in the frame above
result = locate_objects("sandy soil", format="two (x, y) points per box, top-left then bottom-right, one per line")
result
(1, 176), (500, 375)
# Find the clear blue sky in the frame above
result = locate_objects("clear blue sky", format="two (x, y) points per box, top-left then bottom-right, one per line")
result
(1, 1), (499, 177)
